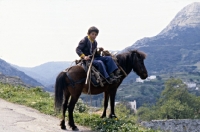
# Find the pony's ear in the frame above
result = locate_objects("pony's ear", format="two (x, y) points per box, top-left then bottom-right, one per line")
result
(137, 50), (147, 59)
(131, 49), (137, 55)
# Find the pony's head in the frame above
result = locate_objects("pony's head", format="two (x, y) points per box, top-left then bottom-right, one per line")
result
(131, 50), (148, 80)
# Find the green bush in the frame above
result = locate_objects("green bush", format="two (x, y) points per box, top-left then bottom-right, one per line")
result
(73, 113), (156, 132)
(74, 99), (89, 113)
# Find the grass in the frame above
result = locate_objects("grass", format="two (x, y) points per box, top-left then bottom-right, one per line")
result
(73, 113), (156, 132)
(0, 83), (55, 116)
(0, 83), (158, 132)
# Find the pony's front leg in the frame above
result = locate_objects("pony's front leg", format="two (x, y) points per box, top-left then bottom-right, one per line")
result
(109, 89), (118, 119)
(101, 92), (109, 118)
(60, 92), (70, 129)
(68, 96), (79, 131)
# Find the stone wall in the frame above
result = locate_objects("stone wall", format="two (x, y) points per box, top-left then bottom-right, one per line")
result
(141, 119), (200, 132)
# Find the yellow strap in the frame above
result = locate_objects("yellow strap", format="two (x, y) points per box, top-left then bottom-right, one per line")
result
(80, 53), (85, 58)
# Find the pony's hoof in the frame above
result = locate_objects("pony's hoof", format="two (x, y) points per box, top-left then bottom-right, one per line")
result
(72, 126), (79, 131)
(61, 125), (66, 130)
(109, 114), (117, 119)
(60, 120), (66, 130)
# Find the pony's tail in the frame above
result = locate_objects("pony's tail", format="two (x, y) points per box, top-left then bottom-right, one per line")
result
(54, 72), (67, 112)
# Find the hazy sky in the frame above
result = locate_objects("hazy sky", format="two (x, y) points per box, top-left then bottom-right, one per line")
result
(0, 0), (200, 67)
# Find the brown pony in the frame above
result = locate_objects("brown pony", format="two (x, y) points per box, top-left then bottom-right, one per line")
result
(55, 50), (148, 131)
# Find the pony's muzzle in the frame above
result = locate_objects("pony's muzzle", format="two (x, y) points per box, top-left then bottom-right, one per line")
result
(141, 73), (148, 80)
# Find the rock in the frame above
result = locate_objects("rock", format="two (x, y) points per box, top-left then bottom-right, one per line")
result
(141, 119), (200, 132)
(160, 2), (200, 35)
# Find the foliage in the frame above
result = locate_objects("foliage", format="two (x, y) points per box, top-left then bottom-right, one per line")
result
(74, 99), (89, 113)
(137, 78), (200, 121)
(115, 102), (136, 121)
(73, 113), (157, 132)
(69, 101), (157, 132)
(116, 79), (165, 107)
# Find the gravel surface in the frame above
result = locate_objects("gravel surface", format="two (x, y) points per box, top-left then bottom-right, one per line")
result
(0, 98), (92, 132)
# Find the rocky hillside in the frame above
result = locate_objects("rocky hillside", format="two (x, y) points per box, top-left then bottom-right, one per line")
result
(0, 58), (43, 87)
(120, 2), (200, 74)
(0, 72), (29, 87)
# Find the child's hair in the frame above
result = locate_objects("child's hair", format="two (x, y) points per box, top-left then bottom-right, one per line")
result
(87, 26), (99, 35)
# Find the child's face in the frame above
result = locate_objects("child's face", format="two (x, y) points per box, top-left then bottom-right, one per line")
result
(88, 32), (98, 40)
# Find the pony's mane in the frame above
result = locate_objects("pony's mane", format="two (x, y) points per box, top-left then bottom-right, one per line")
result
(134, 50), (147, 59)
(117, 50), (147, 59)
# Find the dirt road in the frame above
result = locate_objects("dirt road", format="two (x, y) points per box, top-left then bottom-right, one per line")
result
(0, 98), (91, 132)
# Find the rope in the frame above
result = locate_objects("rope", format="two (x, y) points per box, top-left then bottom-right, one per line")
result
(84, 48), (97, 126)
(85, 48), (97, 85)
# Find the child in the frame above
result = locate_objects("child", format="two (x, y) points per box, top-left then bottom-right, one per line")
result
(76, 26), (118, 83)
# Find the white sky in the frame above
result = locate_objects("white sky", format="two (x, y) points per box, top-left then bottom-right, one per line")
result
(0, 0), (199, 67)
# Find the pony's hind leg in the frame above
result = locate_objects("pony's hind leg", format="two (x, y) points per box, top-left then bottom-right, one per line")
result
(60, 90), (70, 130)
(68, 95), (80, 131)
(101, 92), (109, 118)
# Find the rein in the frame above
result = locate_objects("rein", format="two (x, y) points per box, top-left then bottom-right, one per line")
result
(112, 55), (128, 77)
(115, 60), (128, 77)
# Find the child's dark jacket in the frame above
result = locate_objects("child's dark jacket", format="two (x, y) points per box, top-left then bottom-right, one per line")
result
(75, 36), (118, 78)
(76, 36), (97, 57)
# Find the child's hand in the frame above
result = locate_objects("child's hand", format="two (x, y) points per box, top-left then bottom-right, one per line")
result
(99, 47), (104, 51)
(84, 56), (91, 60)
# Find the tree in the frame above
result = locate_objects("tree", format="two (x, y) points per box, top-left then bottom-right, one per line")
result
(137, 78), (200, 121)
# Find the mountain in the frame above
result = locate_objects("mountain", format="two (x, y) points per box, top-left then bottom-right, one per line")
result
(0, 58), (43, 87)
(120, 2), (200, 74)
(13, 61), (71, 90)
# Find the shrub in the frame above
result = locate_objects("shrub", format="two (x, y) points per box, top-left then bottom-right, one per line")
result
(74, 99), (89, 113)
(73, 113), (156, 132)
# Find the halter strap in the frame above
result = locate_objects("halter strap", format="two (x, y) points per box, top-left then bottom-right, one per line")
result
(66, 72), (86, 88)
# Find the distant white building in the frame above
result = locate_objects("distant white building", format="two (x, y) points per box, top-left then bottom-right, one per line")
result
(114, 100), (137, 112)
(148, 75), (156, 80)
(184, 82), (197, 88)
(136, 75), (156, 83)
(136, 78), (144, 83)
(129, 100), (137, 112)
